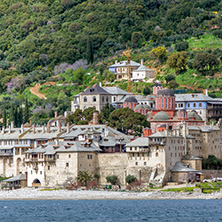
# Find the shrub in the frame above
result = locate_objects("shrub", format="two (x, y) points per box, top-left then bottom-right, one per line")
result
(106, 175), (118, 185)
(126, 175), (136, 184)
(175, 41), (189, 52)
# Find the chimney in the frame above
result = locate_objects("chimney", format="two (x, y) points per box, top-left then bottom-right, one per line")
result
(54, 111), (58, 118)
(67, 122), (70, 134)
(9, 126), (11, 134)
(92, 112), (98, 125)
(47, 122), (50, 134)
(11, 121), (14, 129)
(205, 89), (208, 96)
(115, 60), (117, 65)
(99, 82), (102, 87)
(21, 124), (24, 133)
(42, 125), (45, 134)
(141, 59), (144, 65)
(33, 124), (36, 134)
(58, 122), (61, 133)
(2, 126), (5, 134)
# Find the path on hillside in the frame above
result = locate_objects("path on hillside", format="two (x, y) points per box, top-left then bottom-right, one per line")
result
(30, 83), (47, 99)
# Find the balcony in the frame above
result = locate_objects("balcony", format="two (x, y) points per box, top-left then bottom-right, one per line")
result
(0, 153), (13, 157)
(45, 157), (55, 162)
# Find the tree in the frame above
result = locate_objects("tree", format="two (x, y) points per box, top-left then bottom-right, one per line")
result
(3, 107), (6, 128)
(175, 41), (189, 52)
(77, 171), (93, 186)
(106, 175), (118, 185)
(9, 104), (14, 124)
(151, 46), (168, 63)
(165, 74), (175, 83)
(100, 104), (115, 122)
(143, 86), (151, 95)
(109, 108), (149, 135)
(168, 80), (179, 89)
(193, 52), (220, 73)
(167, 51), (188, 74)
(126, 175), (136, 184)
(131, 32), (144, 48)
(24, 98), (30, 124)
(86, 36), (94, 64)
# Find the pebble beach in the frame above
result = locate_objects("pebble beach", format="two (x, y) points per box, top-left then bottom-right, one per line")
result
(0, 188), (221, 200)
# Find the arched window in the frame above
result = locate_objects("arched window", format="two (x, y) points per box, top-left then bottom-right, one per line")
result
(106, 97), (109, 102)
(162, 98), (164, 109)
(199, 103), (202, 107)
(84, 97), (87, 102)
(102, 96), (104, 102)
(158, 98), (160, 108)
(193, 103), (196, 107)
(166, 98), (168, 109)
(93, 96), (96, 102)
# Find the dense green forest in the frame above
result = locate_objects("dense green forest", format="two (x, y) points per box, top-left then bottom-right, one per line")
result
(0, 0), (222, 124)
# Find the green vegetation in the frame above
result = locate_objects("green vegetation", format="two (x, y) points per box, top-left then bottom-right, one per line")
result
(106, 175), (118, 185)
(161, 187), (199, 192)
(202, 155), (222, 169)
(126, 175), (136, 184)
(0, 0), (221, 123)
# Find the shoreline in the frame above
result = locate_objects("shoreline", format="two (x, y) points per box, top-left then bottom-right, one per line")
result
(0, 188), (221, 200)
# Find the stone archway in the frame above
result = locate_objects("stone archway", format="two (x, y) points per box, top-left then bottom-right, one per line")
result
(32, 178), (41, 187)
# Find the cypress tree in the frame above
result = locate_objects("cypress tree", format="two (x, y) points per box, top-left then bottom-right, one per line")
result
(86, 36), (94, 64)
(3, 107), (6, 128)
(24, 99), (30, 124)
(14, 106), (18, 127)
(18, 107), (23, 126)
(9, 104), (14, 124)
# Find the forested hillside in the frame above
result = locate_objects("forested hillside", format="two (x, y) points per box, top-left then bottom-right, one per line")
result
(0, 0), (222, 124)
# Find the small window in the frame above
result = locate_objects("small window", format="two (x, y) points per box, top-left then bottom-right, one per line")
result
(156, 152), (158, 157)
(130, 147), (132, 151)
(106, 97), (109, 102)
(199, 103), (202, 107)
(93, 96), (96, 102)
(188, 103), (190, 108)
(40, 171), (42, 175)
(193, 103), (196, 107)
(66, 163), (69, 167)
(69, 154), (71, 158)
(144, 162), (146, 166)
(48, 166), (50, 170)
(84, 97), (87, 102)
(102, 96), (104, 102)
(135, 162), (138, 166)
(57, 155), (59, 159)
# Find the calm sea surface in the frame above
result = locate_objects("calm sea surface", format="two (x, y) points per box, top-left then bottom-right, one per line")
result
(0, 199), (222, 222)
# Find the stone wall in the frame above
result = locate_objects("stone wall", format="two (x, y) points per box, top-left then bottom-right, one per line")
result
(97, 153), (128, 185)
(202, 170), (222, 179)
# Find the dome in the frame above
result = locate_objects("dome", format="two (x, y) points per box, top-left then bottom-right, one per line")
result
(153, 111), (170, 121)
(135, 104), (143, 110)
(124, 97), (138, 103)
(153, 82), (162, 87)
(157, 88), (174, 97)
(187, 112), (202, 121)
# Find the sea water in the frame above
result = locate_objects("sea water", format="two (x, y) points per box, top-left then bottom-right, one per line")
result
(0, 199), (221, 222)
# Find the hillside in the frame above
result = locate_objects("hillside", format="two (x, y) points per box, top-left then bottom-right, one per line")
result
(0, 0), (222, 124)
